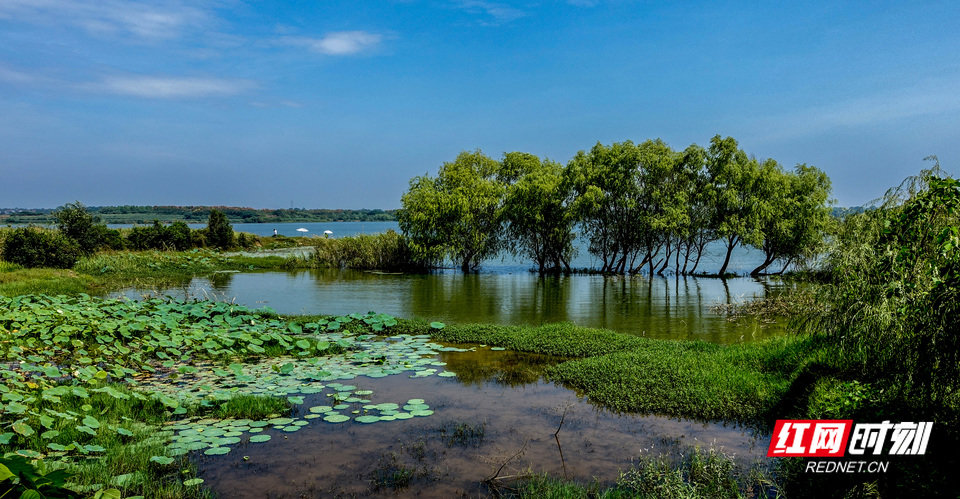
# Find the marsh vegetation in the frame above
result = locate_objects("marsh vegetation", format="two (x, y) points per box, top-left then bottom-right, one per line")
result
(1, 160), (957, 497)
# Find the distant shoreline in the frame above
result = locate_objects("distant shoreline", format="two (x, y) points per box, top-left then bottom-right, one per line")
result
(0, 205), (398, 225)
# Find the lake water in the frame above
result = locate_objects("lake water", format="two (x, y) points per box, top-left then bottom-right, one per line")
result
(106, 222), (784, 494)
(196, 348), (768, 498)
(120, 270), (786, 344)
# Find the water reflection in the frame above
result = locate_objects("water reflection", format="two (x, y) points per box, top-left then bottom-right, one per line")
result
(198, 353), (767, 498)
(119, 270), (788, 344)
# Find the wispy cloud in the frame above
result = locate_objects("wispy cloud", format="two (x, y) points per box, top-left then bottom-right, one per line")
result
(457, 1), (527, 25)
(285, 31), (384, 56)
(94, 76), (254, 98)
(0, 65), (39, 84)
(753, 77), (960, 142)
(0, 0), (208, 39)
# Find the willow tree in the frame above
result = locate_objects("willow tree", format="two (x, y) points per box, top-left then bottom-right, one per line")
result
(675, 144), (716, 274)
(706, 136), (764, 276)
(751, 163), (832, 275)
(635, 139), (685, 275)
(501, 152), (576, 273)
(398, 150), (504, 272)
(568, 141), (650, 273)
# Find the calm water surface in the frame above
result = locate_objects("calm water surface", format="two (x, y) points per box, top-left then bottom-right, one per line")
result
(197, 348), (767, 498)
(121, 270), (786, 344)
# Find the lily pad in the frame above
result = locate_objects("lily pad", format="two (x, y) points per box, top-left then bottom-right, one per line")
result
(323, 414), (350, 423)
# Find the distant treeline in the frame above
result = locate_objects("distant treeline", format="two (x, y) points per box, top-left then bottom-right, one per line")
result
(0, 206), (397, 224)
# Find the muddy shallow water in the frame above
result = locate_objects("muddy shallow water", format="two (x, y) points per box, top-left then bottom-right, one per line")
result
(193, 349), (767, 498)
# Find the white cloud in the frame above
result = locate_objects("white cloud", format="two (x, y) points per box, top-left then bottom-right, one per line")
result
(288, 31), (384, 56)
(457, 1), (526, 24)
(95, 76), (253, 98)
(0, 0), (208, 39)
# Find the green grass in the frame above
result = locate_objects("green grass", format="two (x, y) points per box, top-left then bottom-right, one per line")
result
(0, 249), (315, 296)
(0, 267), (99, 295)
(300, 317), (833, 423)
(212, 395), (291, 420)
(511, 447), (779, 499)
(430, 322), (651, 357)
(7, 384), (211, 499)
(544, 335), (828, 422)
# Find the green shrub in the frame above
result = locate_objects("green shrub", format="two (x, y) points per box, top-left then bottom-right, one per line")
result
(803, 170), (960, 405)
(206, 209), (234, 249)
(126, 221), (193, 251)
(312, 230), (427, 270)
(53, 201), (110, 255)
(236, 232), (259, 249)
(191, 228), (208, 248)
(0, 227), (80, 269)
(98, 226), (125, 250)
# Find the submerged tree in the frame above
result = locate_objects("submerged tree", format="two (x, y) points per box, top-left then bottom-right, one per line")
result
(751, 164), (832, 275)
(398, 150), (504, 271)
(501, 152), (576, 273)
(568, 141), (649, 273)
(706, 136), (764, 276)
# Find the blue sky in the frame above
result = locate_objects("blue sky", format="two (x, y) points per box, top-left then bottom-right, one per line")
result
(1, 1), (958, 209)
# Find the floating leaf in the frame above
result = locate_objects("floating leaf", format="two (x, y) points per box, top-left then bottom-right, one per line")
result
(249, 435), (271, 443)
(150, 456), (175, 465)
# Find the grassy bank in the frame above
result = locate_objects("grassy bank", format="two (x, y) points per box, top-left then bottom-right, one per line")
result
(512, 447), (777, 498)
(0, 248), (312, 296)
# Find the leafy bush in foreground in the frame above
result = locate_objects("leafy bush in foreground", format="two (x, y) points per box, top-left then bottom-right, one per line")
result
(803, 169), (960, 407)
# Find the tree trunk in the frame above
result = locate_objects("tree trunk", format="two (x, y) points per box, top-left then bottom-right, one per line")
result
(776, 257), (794, 275)
(750, 256), (775, 276)
(717, 235), (738, 276)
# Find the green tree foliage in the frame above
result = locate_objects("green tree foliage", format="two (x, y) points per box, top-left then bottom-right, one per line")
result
(398, 150), (504, 271)
(501, 153), (576, 273)
(206, 209), (234, 250)
(126, 221), (193, 251)
(0, 228), (80, 269)
(805, 166), (960, 406)
(53, 201), (113, 255)
(400, 136), (832, 276)
(675, 145), (715, 274)
(568, 141), (649, 273)
(706, 136), (765, 276)
(751, 164), (832, 275)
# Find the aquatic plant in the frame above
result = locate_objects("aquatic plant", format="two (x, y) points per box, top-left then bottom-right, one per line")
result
(0, 295), (458, 496)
